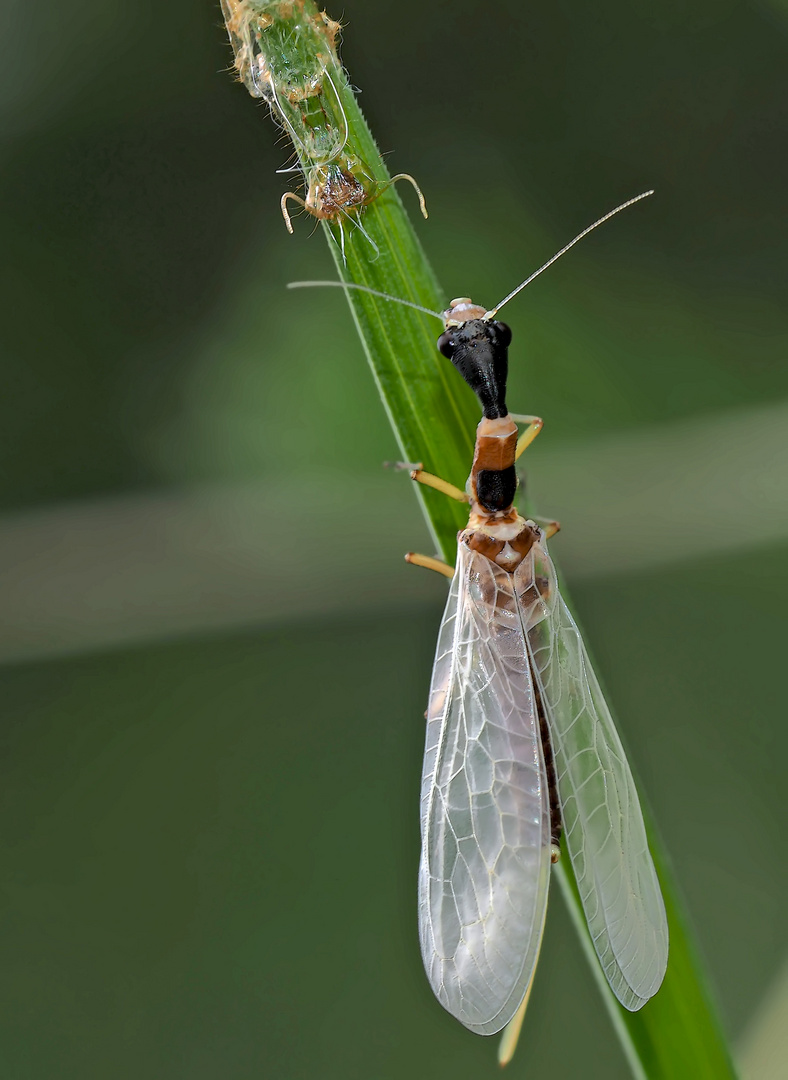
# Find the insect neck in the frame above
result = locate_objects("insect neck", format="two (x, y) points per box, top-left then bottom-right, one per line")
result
(462, 414), (539, 572)
(467, 414), (520, 525)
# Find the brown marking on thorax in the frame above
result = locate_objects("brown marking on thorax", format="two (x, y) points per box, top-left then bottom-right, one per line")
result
(461, 520), (539, 573)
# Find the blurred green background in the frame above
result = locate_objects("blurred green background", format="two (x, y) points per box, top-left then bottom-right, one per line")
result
(1, 0), (787, 1076)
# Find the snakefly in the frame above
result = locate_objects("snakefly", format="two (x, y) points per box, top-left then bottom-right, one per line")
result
(289, 192), (668, 1054)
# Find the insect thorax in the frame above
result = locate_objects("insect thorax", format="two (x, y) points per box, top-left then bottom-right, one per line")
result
(461, 517), (540, 573)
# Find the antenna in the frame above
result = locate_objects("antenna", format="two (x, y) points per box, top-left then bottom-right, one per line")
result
(485, 190), (654, 319)
(287, 280), (443, 321)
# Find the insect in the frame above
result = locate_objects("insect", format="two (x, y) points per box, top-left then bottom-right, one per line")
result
(408, 313), (668, 1048)
(289, 191), (668, 1055)
(221, 0), (427, 255)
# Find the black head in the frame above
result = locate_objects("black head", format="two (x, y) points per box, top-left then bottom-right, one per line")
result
(437, 319), (512, 419)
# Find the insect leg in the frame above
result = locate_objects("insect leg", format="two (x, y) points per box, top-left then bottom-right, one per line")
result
(404, 552), (454, 578)
(410, 468), (468, 503)
(383, 460), (422, 471)
(379, 173), (429, 219)
(281, 192), (309, 234)
(532, 517), (560, 539)
(510, 414), (544, 460)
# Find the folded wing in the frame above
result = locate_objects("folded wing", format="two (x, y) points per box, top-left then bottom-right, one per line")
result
(518, 538), (668, 1009)
(419, 543), (552, 1035)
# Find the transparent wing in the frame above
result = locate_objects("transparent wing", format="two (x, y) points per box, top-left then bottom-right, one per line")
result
(419, 543), (552, 1035)
(516, 538), (668, 1010)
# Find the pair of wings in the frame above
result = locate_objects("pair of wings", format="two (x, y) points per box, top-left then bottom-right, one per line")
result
(418, 536), (668, 1035)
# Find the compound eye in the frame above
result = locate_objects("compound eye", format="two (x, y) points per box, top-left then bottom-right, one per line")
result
(493, 321), (512, 347)
(437, 330), (456, 358)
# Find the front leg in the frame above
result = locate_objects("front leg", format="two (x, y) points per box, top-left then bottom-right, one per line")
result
(410, 468), (469, 504)
(509, 413), (544, 460)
